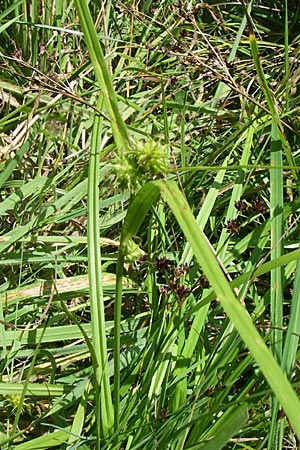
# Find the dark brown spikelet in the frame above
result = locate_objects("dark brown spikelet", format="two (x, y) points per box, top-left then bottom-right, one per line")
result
(175, 284), (190, 299)
(160, 285), (172, 298)
(198, 275), (210, 289)
(252, 197), (267, 214)
(234, 200), (248, 212)
(154, 257), (173, 272)
(226, 218), (241, 234)
(173, 264), (190, 278)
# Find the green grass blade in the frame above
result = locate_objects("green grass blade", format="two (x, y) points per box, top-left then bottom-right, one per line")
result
(284, 0), (290, 111)
(67, 379), (91, 449)
(114, 183), (161, 430)
(270, 124), (284, 359)
(9, 429), (71, 449)
(74, 0), (130, 153)
(87, 98), (113, 439)
(181, 155), (230, 265)
(0, 141), (30, 189)
(157, 180), (300, 439)
(282, 259), (300, 374)
(216, 126), (253, 257)
(0, 177), (49, 216)
(211, 0), (253, 106)
(114, 179), (300, 439)
(186, 404), (248, 450)
(244, 5), (297, 181)
(268, 124), (284, 447)
(0, 15), (21, 34)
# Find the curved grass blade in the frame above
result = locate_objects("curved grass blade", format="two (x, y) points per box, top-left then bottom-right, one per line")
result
(157, 180), (300, 439)
(74, 0), (130, 153)
(115, 179), (300, 439)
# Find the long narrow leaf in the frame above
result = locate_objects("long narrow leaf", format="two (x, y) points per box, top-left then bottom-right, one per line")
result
(157, 180), (300, 438)
(74, 0), (130, 153)
(117, 180), (300, 438)
(87, 99), (113, 439)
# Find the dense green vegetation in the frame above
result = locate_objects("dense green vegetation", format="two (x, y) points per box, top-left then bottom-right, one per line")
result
(1, 0), (300, 448)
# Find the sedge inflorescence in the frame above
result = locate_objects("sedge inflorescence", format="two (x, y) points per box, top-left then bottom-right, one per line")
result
(113, 139), (169, 189)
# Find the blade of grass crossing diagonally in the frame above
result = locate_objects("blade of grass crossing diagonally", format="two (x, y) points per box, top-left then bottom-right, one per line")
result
(74, 0), (130, 154)
(172, 155), (232, 445)
(0, 176), (49, 216)
(115, 179), (300, 439)
(4, 429), (71, 449)
(0, 141), (30, 189)
(0, 0), (24, 36)
(0, 0), (24, 21)
(87, 97), (113, 440)
(183, 248), (300, 326)
(0, 177), (90, 254)
(156, 180), (300, 439)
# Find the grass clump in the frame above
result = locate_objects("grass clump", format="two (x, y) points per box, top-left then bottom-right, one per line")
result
(1, 1), (300, 449)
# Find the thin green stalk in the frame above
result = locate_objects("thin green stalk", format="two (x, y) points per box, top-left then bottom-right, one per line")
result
(87, 97), (113, 441)
(281, 259), (300, 375)
(55, 0), (63, 65)
(114, 243), (124, 432)
(242, 2), (297, 182)
(161, 81), (169, 145)
(268, 124), (284, 449)
(114, 183), (161, 432)
(74, 0), (130, 154)
(9, 320), (48, 446)
(270, 125), (284, 362)
(30, 0), (38, 68)
(284, 0), (289, 112)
